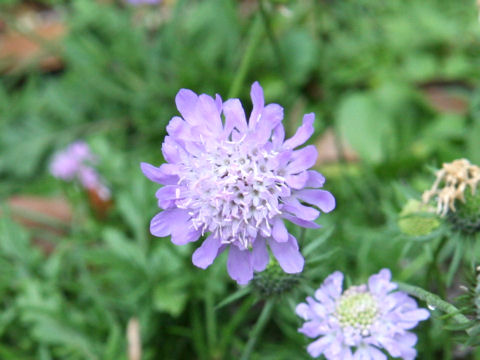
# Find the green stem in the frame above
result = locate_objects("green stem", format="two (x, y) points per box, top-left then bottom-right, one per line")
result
(228, 15), (263, 99)
(397, 282), (469, 326)
(400, 281), (477, 353)
(446, 240), (464, 287)
(258, 0), (285, 76)
(299, 227), (306, 243)
(219, 296), (256, 355)
(398, 249), (431, 281)
(239, 300), (275, 360)
(191, 303), (208, 360)
(205, 288), (216, 356)
(443, 340), (453, 360)
(427, 236), (448, 297)
(467, 233), (479, 268)
(215, 286), (251, 310)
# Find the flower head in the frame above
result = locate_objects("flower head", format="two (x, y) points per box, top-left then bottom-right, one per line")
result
(296, 269), (429, 360)
(422, 159), (480, 217)
(50, 141), (110, 200)
(141, 82), (335, 284)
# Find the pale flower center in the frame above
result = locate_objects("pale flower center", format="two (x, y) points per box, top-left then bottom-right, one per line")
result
(176, 138), (288, 249)
(335, 286), (378, 336)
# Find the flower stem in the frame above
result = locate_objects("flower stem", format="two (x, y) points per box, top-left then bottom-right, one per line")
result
(228, 15), (263, 99)
(426, 235), (448, 297)
(258, 0), (285, 77)
(239, 300), (275, 360)
(397, 282), (470, 326)
(191, 303), (208, 360)
(219, 296), (256, 356)
(205, 288), (216, 356)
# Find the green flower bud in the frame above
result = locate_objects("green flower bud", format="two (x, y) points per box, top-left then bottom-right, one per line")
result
(398, 199), (440, 236)
(252, 259), (300, 297)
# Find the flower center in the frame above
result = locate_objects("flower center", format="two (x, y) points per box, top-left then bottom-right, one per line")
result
(176, 138), (288, 249)
(335, 286), (378, 336)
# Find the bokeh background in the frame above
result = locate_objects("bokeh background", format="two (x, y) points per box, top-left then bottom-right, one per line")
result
(1, 0), (480, 359)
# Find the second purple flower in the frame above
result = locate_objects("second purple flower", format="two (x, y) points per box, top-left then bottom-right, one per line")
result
(141, 82), (335, 284)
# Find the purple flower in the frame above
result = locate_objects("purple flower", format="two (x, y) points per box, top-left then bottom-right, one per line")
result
(50, 141), (110, 200)
(141, 82), (335, 284)
(296, 269), (430, 360)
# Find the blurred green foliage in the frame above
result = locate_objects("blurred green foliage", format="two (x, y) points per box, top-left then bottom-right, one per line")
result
(1, 0), (480, 359)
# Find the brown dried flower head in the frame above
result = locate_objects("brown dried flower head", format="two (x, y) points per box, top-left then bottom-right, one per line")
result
(422, 159), (480, 217)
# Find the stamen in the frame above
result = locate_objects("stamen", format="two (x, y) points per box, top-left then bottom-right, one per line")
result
(335, 286), (378, 336)
(175, 139), (286, 248)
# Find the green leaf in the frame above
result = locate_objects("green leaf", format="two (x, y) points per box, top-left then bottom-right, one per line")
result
(336, 93), (390, 163)
(214, 286), (251, 310)
(102, 228), (148, 272)
(281, 30), (318, 86)
(446, 240), (464, 287)
(103, 324), (123, 360)
(152, 283), (188, 317)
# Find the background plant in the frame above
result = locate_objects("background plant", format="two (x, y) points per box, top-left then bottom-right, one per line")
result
(1, 0), (480, 359)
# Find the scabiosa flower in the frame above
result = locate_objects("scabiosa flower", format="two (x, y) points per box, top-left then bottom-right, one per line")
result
(50, 141), (110, 200)
(141, 82), (335, 284)
(296, 269), (429, 360)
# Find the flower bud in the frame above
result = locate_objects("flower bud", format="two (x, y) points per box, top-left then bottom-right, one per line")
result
(398, 199), (440, 236)
(252, 259), (300, 297)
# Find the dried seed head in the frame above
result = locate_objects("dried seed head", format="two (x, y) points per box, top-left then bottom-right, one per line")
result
(422, 159), (480, 217)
